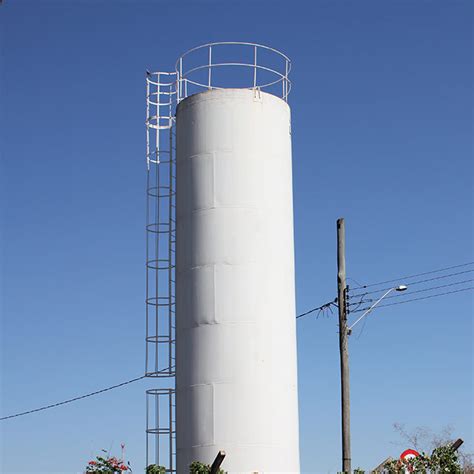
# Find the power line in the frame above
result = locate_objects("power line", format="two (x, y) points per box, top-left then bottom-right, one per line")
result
(349, 270), (474, 298)
(2, 300), (341, 421)
(1, 299), (340, 421)
(350, 262), (474, 291)
(296, 298), (338, 319)
(0, 375), (146, 421)
(350, 287), (474, 313)
(348, 279), (474, 306)
(3, 281), (471, 421)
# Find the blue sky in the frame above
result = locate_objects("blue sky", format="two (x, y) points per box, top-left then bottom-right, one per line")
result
(1, 1), (472, 473)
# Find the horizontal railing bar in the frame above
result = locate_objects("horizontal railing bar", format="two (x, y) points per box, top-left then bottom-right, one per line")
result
(146, 336), (173, 342)
(147, 90), (177, 97)
(177, 41), (291, 65)
(182, 61), (286, 80)
(183, 74), (290, 94)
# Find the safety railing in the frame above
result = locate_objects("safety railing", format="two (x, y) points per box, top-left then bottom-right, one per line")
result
(176, 42), (291, 103)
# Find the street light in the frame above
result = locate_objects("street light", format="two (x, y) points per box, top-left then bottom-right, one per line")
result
(347, 284), (408, 335)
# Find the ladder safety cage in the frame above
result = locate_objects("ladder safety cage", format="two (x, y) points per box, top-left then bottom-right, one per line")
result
(146, 388), (176, 473)
(145, 70), (177, 379)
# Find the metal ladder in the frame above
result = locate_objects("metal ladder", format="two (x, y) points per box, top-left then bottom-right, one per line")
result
(145, 71), (177, 473)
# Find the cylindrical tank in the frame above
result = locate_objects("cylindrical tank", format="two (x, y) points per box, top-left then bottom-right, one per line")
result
(176, 88), (299, 473)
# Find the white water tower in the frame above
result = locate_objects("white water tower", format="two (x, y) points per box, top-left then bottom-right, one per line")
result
(145, 42), (300, 473)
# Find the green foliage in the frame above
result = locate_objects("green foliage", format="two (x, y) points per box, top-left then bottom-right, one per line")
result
(354, 469), (365, 474)
(189, 462), (210, 474)
(383, 442), (463, 473)
(429, 444), (463, 473)
(146, 465), (166, 474)
(189, 461), (226, 474)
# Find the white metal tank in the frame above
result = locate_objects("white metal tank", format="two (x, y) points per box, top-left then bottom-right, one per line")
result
(175, 43), (300, 473)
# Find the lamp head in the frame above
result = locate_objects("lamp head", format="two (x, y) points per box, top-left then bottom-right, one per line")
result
(396, 285), (408, 292)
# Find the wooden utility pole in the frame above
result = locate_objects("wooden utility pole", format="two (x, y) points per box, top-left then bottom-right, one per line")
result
(337, 218), (351, 473)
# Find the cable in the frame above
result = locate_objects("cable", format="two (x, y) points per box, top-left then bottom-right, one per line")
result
(350, 262), (474, 291)
(0, 375), (146, 421)
(2, 299), (341, 421)
(348, 279), (474, 306)
(2, 297), (335, 421)
(349, 270), (474, 298)
(296, 298), (338, 319)
(349, 287), (474, 313)
(3, 281), (470, 420)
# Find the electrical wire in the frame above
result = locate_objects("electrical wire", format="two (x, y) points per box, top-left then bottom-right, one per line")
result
(296, 299), (338, 319)
(3, 274), (472, 420)
(348, 278), (474, 306)
(349, 270), (474, 298)
(0, 375), (146, 421)
(349, 287), (474, 313)
(349, 262), (474, 291)
(1, 299), (340, 421)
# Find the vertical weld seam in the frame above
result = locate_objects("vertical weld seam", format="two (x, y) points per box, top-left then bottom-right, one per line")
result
(212, 150), (216, 208)
(213, 264), (217, 325)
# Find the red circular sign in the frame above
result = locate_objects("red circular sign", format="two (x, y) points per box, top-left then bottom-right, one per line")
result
(400, 449), (420, 460)
(400, 449), (420, 473)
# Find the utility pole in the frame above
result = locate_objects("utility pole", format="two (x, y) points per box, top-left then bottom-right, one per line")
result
(337, 218), (351, 473)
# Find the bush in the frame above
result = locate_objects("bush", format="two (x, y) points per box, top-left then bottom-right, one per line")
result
(189, 461), (226, 474)
(146, 465), (166, 474)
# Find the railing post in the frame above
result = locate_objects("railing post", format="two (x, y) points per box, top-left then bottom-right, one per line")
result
(253, 45), (257, 88)
(208, 45), (212, 89)
(179, 57), (183, 102)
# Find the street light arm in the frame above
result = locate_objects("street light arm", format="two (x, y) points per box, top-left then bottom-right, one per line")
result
(347, 288), (395, 332)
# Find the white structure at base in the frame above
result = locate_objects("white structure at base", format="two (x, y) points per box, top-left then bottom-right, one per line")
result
(176, 88), (300, 473)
